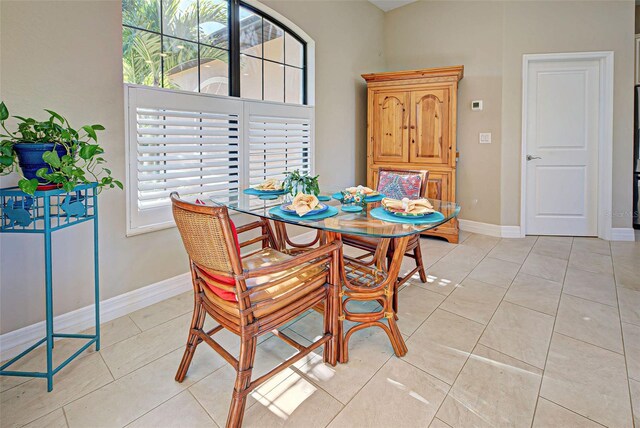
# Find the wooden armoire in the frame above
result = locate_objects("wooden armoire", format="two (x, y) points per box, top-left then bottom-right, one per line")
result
(363, 66), (463, 243)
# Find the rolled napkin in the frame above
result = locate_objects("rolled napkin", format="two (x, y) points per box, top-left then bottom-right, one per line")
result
(382, 197), (434, 215)
(291, 193), (319, 216)
(345, 185), (377, 195)
(255, 178), (282, 191)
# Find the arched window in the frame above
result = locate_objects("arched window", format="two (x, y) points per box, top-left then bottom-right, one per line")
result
(122, 0), (307, 104)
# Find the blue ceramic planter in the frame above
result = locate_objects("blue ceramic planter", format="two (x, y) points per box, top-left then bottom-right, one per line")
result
(13, 143), (67, 184)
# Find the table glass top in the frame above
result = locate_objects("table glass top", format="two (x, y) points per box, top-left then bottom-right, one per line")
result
(211, 191), (460, 238)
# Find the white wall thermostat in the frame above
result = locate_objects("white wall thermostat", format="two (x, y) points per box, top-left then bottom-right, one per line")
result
(471, 100), (483, 111)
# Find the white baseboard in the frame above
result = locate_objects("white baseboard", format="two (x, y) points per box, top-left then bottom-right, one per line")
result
(610, 228), (636, 241)
(0, 272), (191, 362)
(458, 219), (521, 238)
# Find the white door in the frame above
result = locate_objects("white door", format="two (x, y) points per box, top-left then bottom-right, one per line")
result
(524, 58), (600, 236)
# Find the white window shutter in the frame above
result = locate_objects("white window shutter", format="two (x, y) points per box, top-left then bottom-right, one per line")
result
(125, 86), (314, 235)
(244, 101), (314, 189)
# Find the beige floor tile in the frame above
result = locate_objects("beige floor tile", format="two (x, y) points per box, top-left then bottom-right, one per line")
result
(630, 379), (640, 428)
(429, 418), (453, 428)
(622, 322), (640, 381)
(328, 358), (448, 428)
(569, 250), (614, 276)
(562, 268), (617, 307)
(396, 285), (445, 336)
(458, 230), (472, 243)
(461, 234), (500, 251)
(245, 371), (343, 428)
(614, 259), (640, 291)
(540, 333), (633, 428)
(439, 278), (506, 325)
(287, 310), (328, 344)
(533, 398), (603, 428)
(520, 253), (568, 283)
(0, 353), (113, 427)
(532, 236), (573, 260)
(554, 294), (623, 353)
(403, 309), (484, 385)
(189, 365), (259, 425)
(504, 273), (562, 316)
(479, 301), (554, 369)
(298, 327), (394, 404)
(572, 237), (610, 255)
(487, 237), (537, 264)
(438, 244), (488, 270)
(127, 391), (215, 428)
(421, 260), (472, 296)
(618, 287), (640, 326)
(0, 315), (139, 394)
(436, 344), (542, 428)
(83, 315), (142, 349)
(467, 257), (521, 288)
(100, 313), (195, 379)
(129, 292), (194, 331)
(22, 408), (68, 428)
(64, 347), (215, 428)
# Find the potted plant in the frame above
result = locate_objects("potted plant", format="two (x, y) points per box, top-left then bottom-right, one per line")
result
(283, 169), (320, 198)
(0, 102), (122, 195)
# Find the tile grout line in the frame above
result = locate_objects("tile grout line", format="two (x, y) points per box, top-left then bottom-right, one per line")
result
(529, 236), (573, 428)
(610, 239), (639, 428)
(188, 388), (222, 428)
(437, 235), (543, 427)
(322, 235), (480, 426)
(424, 234), (515, 424)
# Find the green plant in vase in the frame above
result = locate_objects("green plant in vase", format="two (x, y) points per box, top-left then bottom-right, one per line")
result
(0, 102), (122, 195)
(283, 169), (319, 198)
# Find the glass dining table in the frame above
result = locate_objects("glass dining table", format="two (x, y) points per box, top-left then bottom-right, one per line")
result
(211, 191), (460, 362)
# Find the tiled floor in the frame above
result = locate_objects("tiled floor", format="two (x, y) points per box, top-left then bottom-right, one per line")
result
(2, 232), (639, 427)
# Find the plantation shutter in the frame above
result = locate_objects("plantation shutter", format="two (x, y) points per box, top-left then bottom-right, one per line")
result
(126, 85), (314, 235)
(245, 102), (314, 190)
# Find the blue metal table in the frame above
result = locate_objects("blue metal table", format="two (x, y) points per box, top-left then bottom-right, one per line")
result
(0, 183), (100, 391)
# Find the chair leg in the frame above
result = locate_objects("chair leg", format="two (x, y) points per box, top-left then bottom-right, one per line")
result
(413, 243), (427, 283)
(226, 337), (257, 428)
(175, 299), (206, 382)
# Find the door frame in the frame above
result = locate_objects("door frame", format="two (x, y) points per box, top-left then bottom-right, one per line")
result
(520, 51), (614, 239)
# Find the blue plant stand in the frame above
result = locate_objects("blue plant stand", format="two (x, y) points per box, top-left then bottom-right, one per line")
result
(0, 183), (100, 391)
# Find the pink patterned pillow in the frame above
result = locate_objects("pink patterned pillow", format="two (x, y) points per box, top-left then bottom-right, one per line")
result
(377, 171), (423, 199)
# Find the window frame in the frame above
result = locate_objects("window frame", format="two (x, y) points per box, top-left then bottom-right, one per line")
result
(122, 0), (308, 104)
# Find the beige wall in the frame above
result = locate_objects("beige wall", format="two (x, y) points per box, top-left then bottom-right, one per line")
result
(0, 0), (384, 333)
(385, 1), (503, 224)
(385, 0), (635, 228)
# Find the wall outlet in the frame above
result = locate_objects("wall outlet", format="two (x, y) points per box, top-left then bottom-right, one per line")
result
(479, 132), (491, 144)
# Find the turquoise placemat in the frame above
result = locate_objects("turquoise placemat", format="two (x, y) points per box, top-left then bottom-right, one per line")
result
(244, 188), (287, 196)
(331, 192), (385, 203)
(369, 207), (445, 224)
(269, 205), (339, 221)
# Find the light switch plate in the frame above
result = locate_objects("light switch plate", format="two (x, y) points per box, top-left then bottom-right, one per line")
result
(479, 132), (491, 144)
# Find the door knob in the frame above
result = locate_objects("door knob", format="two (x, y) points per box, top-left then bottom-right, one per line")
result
(526, 155), (542, 161)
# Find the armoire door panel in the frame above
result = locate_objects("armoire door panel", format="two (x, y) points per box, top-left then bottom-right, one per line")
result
(425, 170), (451, 202)
(372, 92), (409, 163)
(410, 89), (450, 165)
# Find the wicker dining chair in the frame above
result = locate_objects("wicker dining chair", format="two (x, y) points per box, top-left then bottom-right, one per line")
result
(342, 169), (429, 295)
(170, 193), (341, 428)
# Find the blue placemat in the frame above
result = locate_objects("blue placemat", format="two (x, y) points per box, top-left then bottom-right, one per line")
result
(269, 205), (339, 221)
(244, 188), (287, 196)
(331, 192), (385, 203)
(369, 207), (445, 224)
